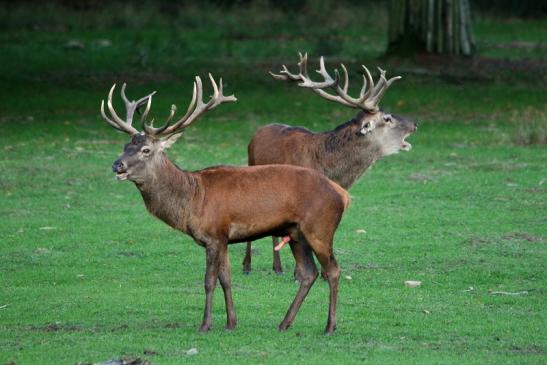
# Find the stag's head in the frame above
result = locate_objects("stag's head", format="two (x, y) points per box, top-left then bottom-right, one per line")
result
(100, 75), (236, 183)
(270, 53), (417, 156)
(356, 110), (417, 156)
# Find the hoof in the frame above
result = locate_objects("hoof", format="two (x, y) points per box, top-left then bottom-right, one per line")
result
(199, 324), (211, 332)
(225, 323), (237, 331)
(243, 270), (251, 275)
(278, 322), (291, 331)
(274, 270), (285, 276)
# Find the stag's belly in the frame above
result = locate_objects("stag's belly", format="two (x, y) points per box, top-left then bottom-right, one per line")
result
(227, 221), (296, 244)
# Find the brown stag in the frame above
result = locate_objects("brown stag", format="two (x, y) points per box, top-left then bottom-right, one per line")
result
(243, 53), (417, 275)
(100, 74), (350, 334)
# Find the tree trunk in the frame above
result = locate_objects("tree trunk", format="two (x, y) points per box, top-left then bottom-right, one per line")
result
(387, 0), (475, 56)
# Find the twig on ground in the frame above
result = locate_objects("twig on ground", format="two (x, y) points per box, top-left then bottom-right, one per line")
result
(489, 290), (529, 296)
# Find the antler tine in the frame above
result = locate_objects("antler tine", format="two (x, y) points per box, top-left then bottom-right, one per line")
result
(360, 65), (374, 99)
(359, 74), (368, 99)
(212, 76), (237, 107)
(282, 65), (302, 81)
(179, 81), (199, 123)
(297, 52), (308, 77)
(140, 94), (153, 126)
(365, 68), (402, 110)
(100, 99), (124, 131)
(297, 55), (354, 107)
(107, 84), (129, 126)
(269, 71), (290, 81)
(269, 52), (309, 82)
(120, 83), (131, 105)
(339, 63), (349, 93)
(269, 64), (300, 81)
(300, 56), (337, 88)
(371, 67), (387, 97)
(100, 84), (141, 135)
(121, 83), (157, 126)
(141, 95), (173, 136)
(386, 75), (402, 87)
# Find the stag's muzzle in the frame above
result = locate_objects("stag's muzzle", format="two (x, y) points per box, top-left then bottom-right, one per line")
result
(112, 159), (129, 180)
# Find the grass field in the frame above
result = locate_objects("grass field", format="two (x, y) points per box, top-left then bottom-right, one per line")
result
(0, 2), (546, 364)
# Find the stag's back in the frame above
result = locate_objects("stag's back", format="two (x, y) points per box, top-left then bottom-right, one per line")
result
(248, 123), (320, 168)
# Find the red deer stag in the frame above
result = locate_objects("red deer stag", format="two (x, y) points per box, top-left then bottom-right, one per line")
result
(100, 74), (350, 334)
(243, 53), (417, 275)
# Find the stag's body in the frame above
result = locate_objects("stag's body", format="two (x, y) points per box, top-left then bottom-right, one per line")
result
(136, 151), (348, 333)
(243, 53), (417, 274)
(249, 115), (380, 190)
(101, 76), (349, 334)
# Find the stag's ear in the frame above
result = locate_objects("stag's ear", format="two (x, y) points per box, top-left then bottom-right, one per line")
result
(159, 132), (184, 151)
(359, 119), (376, 135)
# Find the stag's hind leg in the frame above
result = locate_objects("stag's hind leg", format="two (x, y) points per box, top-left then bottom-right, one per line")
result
(278, 240), (318, 331)
(304, 233), (340, 335)
(242, 237), (284, 275)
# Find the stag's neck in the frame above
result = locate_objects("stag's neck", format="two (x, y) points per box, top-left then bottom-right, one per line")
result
(319, 112), (381, 189)
(135, 155), (201, 232)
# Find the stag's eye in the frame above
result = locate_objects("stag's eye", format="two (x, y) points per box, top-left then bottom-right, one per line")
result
(141, 147), (151, 154)
(364, 122), (370, 129)
(383, 114), (392, 122)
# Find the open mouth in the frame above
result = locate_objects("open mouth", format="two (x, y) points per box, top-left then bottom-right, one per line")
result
(116, 172), (129, 181)
(401, 135), (412, 151)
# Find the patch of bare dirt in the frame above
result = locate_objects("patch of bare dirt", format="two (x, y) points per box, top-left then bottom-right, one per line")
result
(393, 53), (547, 85)
(28, 323), (81, 332)
(502, 232), (543, 243)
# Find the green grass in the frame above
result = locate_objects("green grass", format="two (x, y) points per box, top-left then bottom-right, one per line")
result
(1, 2), (546, 364)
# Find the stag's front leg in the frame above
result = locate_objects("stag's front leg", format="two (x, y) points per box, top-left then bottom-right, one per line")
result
(218, 246), (237, 330)
(200, 243), (223, 332)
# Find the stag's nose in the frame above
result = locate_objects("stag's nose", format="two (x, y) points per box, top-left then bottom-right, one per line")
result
(112, 159), (126, 173)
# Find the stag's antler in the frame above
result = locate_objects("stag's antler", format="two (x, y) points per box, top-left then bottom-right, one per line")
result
(142, 73), (237, 137)
(100, 74), (236, 137)
(270, 52), (401, 113)
(100, 84), (157, 135)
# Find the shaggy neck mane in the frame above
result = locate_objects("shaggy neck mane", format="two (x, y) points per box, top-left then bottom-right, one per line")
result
(136, 154), (200, 231)
(316, 111), (381, 189)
